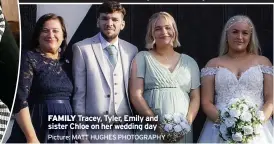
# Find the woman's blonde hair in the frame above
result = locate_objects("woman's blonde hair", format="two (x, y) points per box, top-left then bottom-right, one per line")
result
(145, 12), (181, 49)
(219, 15), (261, 56)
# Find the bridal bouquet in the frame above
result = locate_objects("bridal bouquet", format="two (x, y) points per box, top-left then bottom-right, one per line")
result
(217, 98), (265, 143)
(159, 113), (191, 142)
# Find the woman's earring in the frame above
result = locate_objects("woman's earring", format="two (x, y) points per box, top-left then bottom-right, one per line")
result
(58, 48), (61, 52)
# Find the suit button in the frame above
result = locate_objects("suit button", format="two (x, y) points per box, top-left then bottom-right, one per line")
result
(107, 95), (110, 98)
(105, 111), (109, 114)
(114, 74), (117, 76)
(114, 92), (118, 95)
(114, 83), (118, 85)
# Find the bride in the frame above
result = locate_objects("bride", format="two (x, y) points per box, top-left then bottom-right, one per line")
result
(198, 15), (273, 143)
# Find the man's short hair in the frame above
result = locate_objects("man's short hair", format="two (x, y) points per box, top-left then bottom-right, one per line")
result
(97, 1), (126, 18)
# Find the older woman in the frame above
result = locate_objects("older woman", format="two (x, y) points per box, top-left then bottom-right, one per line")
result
(198, 15), (273, 143)
(130, 12), (200, 143)
(7, 13), (73, 143)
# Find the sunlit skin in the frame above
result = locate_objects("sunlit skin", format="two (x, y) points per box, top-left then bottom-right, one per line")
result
(97, 11), (125, 43)
(154, 17), (175, 49)
(227, 22), (252, 54)
(150, 16), (179, 72)
(38, 19), (64, 59)
(224, 22), (253, 75)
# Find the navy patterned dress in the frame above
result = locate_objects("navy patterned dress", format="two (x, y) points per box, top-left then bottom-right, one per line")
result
(7, 50), (74, 143)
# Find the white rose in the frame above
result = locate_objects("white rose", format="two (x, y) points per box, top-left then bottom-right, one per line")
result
(224, 117), (236, 127)
(232, 132), (243, 142)
(220, 108), (229, 118)
(185, 125), (191, 132)
(246, 100), (256, 108)
(239, 104), (249, 112)
(164, 124), (173, 132)
(228, 98), (241, 106)
(229, 109), (241, 118)
(243, 125), (253, 135)
(173, 113), (181, 117)
(173, 115), (181, 124)
(164, 114), (173, 121)
(256, 111), (265, 121)
(179, 121), (191, 132)
(179, 121), (187, 127)
(254, 124), (263, 134)
(174, 125), (182, 132)
(240, 111), (252, 122)
(178, 113), (185, 121)
(221, 132), (229, 141)
(219, 123), (227, 134)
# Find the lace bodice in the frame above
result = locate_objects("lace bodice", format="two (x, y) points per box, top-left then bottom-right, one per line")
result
(13, 50), (73, 113)
(201, 65), (273, 109)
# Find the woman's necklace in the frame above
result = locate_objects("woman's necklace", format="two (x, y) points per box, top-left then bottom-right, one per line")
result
(154, 50), (174, 61)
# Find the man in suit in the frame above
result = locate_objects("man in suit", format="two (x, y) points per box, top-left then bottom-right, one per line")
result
(72, 1), (138, 142)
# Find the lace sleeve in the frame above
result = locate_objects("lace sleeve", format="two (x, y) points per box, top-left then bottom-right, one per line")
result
(260, 65), (273, 75)
(201, 67), (218, 77)
(13, 51), (34, 113)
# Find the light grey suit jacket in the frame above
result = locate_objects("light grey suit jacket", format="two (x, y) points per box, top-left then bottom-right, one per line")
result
(72, 33), (138, 139)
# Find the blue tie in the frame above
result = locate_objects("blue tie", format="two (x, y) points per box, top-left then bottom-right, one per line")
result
(106, 45), (118, 67)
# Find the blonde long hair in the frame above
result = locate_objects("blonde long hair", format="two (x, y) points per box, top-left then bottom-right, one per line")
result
(219, 15), (261, 56)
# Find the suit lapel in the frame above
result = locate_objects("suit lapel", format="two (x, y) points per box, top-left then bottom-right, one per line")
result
(119, 39), (130, 97)
(92, 34), (111, 89)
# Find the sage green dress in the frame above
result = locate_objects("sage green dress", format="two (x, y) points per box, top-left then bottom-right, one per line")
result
(134, 51), (200, 143)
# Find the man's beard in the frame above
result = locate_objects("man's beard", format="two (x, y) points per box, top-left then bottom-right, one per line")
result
(101, 31), (118, 42)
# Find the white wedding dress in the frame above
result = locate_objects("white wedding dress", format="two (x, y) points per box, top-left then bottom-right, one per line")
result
(198, 65), (273, 143)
